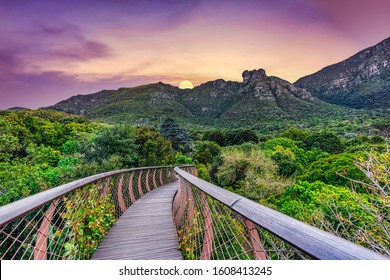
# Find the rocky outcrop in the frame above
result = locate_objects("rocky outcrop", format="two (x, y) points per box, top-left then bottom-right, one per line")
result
(240, 69), (313, 100)
(242, 69), (267, 84)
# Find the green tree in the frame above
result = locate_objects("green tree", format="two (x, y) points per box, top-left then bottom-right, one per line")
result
(0, 110), (97, 205)
(160, 118), (192, 153)
(135, 126), (174, 166)
(84, 125), (138, 168)
(298, 153), (366, 187)
(279, 127), (309, 142)
(277, 179), (389, 256)
(196, 163), (211, 181)
(175, 152), (193, 164)
(216, 147), (292, 204)
(303, 132), (344, 154)
(277, 181), (374, 233)
(202, 130), (225, 146)
(270, 146), (302, 177)
(263, 137), (313, 170)
(26, 144), (61, 167)
(224, 129), (258, 146)
(193, 141), (221, 165)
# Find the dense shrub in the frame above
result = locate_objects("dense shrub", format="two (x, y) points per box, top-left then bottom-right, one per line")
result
(216, 147), (292, 204)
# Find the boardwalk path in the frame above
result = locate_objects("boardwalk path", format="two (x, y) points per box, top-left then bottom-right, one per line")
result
(92, 181), (183, 260)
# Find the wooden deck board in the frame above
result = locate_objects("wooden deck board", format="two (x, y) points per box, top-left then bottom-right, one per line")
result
(92, 181), (183, 260)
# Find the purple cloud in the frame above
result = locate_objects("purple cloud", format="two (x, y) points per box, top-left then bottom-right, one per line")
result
(0, 69), (167, 110)
(2, 0), (390, 111)
(47, 40), (111, 61)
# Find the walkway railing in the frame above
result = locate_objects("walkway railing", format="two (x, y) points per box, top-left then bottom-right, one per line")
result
(173, 166), (388, 260)
(0, 166), (175, 260)
(1, 165), (388, 260)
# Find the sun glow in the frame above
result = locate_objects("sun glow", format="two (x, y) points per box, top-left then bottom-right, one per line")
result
(179, 80), (194, 89)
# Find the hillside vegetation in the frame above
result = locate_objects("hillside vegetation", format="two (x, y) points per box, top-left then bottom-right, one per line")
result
(1, 109), (388, 256)
(295, 37), (390, 109)
(46, 69), (358, 131)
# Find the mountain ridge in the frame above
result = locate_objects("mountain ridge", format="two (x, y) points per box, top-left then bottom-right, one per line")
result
(295, 37), (390, 109)
(46, 68), (340, 127)
(46, 37), (390, 128)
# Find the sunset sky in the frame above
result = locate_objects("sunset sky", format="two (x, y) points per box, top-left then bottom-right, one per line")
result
(1, 0), (390, 109)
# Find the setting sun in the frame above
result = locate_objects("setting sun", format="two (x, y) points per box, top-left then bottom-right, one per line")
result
(179, 80), (194, 89)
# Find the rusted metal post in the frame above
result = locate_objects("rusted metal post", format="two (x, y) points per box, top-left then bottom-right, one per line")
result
(145, 170), (151, 192)
(200, 192), (213, 260)
(153, 169), (158, 189)
(117, 174), (126, 214)
(128, 172), (136, 204)
(34, 199), (59, 260)
(137, 170), (144, 197)
(159, 168), (164, 186)
(244, 219), (268, 260)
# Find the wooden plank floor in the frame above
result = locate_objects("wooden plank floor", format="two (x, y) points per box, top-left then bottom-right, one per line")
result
(91, 181), (183, 260)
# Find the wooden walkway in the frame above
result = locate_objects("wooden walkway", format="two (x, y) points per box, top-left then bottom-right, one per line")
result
(91, 181), (183, 260)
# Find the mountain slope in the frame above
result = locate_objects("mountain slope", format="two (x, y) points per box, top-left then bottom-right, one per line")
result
(46, 69), (343, 128)
(295, 37), (390, 109)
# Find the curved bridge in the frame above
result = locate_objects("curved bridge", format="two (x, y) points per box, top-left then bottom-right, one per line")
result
(0, 165), (387, 260)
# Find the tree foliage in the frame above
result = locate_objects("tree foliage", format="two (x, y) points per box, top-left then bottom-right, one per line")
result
(193, 141), (221, 165)
(302, 132), (344, 154)
(216, 146), (292, 204)
(160, 118), (192, 153)
(224, 129), (258, 146)
(202, 130), (225, 146)
(135, 126), (174, 166)
(298, 153), (367, 187)
(83, 125), (138, 168)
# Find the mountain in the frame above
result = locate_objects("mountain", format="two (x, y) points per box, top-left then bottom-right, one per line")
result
(295, 37), (390, 109)
(46, 69), (342, 128)
(6, 107), (29, 111)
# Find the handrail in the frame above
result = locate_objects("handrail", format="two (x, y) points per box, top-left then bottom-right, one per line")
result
(174, 167), (389, 260)
(0, 166), (176, 260)
(0, 166), (169, 227)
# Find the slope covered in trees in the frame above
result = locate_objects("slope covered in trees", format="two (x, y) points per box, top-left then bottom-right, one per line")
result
(0, 109), (389, 256)
(0, 110), (185, 205)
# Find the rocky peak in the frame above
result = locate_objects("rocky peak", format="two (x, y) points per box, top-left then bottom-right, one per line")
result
(239, 68), (313, 100)
(242, 69), (267, 84)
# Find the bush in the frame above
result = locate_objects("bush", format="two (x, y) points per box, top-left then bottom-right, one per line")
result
(298, 153), (366, 187)
(277, 181), (373, 229)
(202, 130), (225, 146)
(135, 126), (174, 166)
(224, 129), (258, 146)
(196, 163), (210, 181)
(83, 125), (138, 167)
(216, 147), (292, 203)
(303, 132), (344, 154)
(193, 141), (221, 165)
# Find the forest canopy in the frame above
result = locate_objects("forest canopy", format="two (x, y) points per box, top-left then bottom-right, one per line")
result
(0, 109), (388, 256)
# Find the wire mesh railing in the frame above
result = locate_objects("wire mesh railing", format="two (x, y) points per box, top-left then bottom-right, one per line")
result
(0, 166), (176, 260)
(173, 167), (389, 260)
